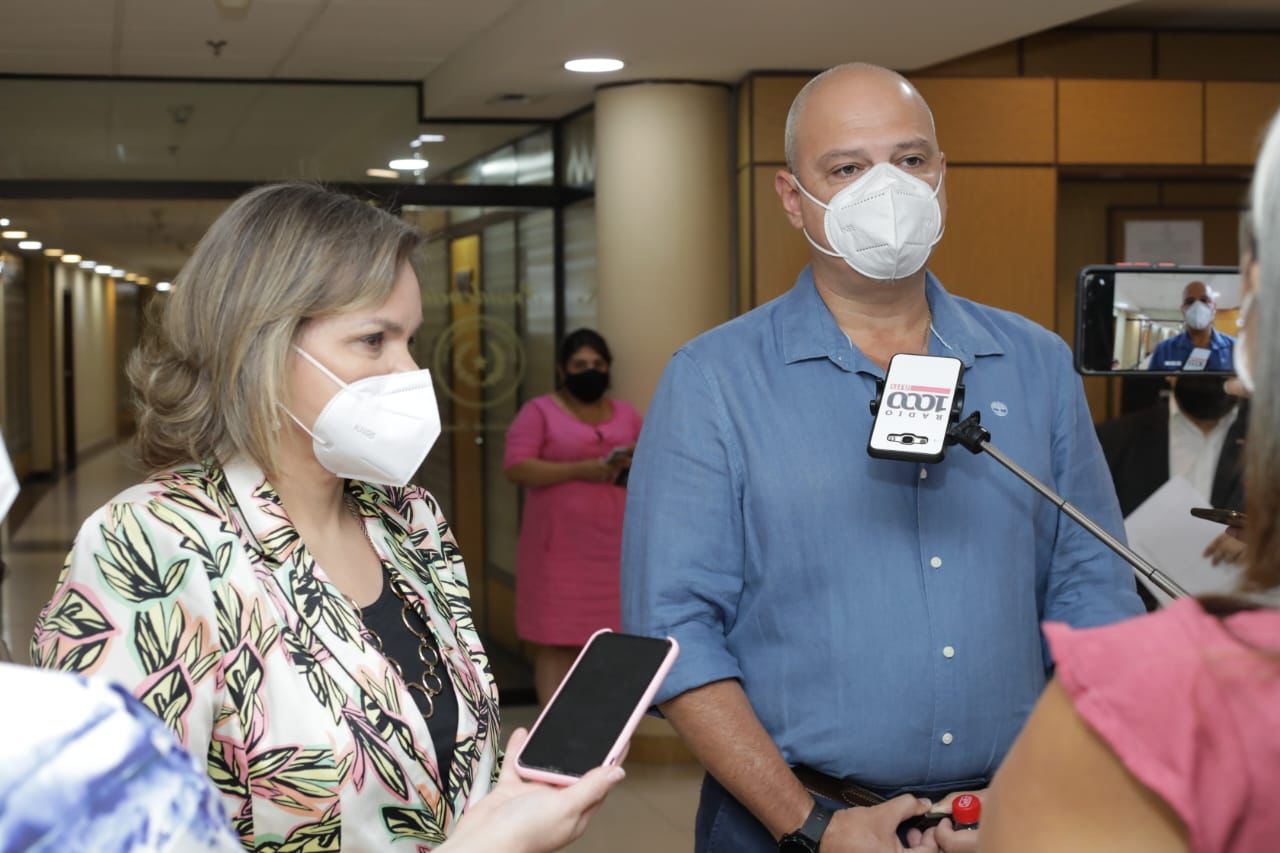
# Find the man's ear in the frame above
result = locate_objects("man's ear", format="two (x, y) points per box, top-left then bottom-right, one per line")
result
(775, 169), (806, 230)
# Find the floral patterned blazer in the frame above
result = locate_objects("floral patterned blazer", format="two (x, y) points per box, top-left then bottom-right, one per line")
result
(31, 457), (501, 852)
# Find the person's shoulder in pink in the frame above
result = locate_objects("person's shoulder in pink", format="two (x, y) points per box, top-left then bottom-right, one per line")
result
(1044, 597), (1280, 853)
(504, 394), (557, 469)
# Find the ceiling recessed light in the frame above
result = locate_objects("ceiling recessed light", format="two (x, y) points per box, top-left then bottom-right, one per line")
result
(18, 240), (42, 250)
(138, 276), (151, 285)
(111, 268), (126, 277)
(156, 281), (172, 292)
(0, 218), (9, 227)
(80, 260), (97, 269)
(95, 264), (112, 274)
(125, 273), (139, 282)
(62, 254), (82, 264)
(417, 133), (446, 143)
(389, 157), (429, 171)
(44, 248), (64, 257)
(366, 168), (401, 179)
(564, 57), (624, 73)
(2, 230), (27, 239)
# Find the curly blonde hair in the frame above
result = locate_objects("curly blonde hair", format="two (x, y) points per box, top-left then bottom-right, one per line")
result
(129, 183), (421, 476)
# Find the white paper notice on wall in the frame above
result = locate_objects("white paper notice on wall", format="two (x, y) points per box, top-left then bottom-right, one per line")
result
(0, 434), (17, 522)
(1123, 220), (1204, 266)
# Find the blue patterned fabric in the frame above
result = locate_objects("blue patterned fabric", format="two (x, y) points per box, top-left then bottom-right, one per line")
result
(0, 664), (240, 852)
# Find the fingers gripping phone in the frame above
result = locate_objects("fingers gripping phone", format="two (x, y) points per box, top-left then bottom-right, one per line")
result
(514, 630), (679, 785)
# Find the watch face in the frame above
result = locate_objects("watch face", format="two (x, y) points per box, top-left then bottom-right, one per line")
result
(778, 833), (818, 853)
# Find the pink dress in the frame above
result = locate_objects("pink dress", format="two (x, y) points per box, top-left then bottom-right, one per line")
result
(1045, 597), (1280, 853)
(504, 395), (643, 646)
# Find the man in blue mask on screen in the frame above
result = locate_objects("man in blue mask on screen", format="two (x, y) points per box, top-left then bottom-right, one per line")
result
(622, 62), (1144, 853)
(1144, 280), (1236, 371)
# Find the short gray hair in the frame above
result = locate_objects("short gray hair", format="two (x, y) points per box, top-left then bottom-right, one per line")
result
(783, 63), (936, 174)
(1243, 110), (1280, 591)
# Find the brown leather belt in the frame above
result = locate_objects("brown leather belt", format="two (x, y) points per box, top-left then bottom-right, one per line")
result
(792, 765), (887, 809)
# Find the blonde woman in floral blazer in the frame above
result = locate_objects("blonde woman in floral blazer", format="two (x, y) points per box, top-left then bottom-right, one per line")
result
(31, 185), (510, 851)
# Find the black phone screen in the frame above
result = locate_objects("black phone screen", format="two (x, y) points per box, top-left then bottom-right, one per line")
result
(519, 632), (673, 778)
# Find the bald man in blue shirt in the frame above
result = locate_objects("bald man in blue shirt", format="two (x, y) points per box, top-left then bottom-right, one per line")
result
(621, 64), (1143, 853)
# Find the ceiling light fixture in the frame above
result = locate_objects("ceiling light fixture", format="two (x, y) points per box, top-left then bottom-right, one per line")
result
(125, 273), (139, 282)
(95, 264), (112, 274)
(18, 240), (42, 250)
(389, 155), (429, 171)
(138, 276), (151, 285)
(156, 281), (173, 292)
(80, 260), (97, 269)
(44, 248), (64, 257)
(564, 57), (624, 73)
(366, 168), (400, 179)
(416, 133), (446, 143)
(2, 230), (27, 239)
(62, 254), (83, 264)
(111, 268), (126, 278)
(0, 218), (9, 227)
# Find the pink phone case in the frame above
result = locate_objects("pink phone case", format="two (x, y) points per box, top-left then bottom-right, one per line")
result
(514, 629), (679, 786)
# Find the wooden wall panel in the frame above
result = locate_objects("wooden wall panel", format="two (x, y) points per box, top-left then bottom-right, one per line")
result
(1022, 31), (1153, 79)
(1158, 33), (1280, 82)
(737, 80), (753, 169)
(914, 43), (1020, 78)
(1058, 80), (1203, 164)
(912, 78), (1055, 163)
(928, 167), (1057, 329)
(1206, 82), (1280, 166)
(751, 75), (807, 165)
(751, 165), (809, 306)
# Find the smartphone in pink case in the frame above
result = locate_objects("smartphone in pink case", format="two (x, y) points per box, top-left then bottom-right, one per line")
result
(514, 629), (679, 786)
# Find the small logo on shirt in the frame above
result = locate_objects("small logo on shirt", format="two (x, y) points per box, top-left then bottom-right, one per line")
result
(990, 401), (1009, 417)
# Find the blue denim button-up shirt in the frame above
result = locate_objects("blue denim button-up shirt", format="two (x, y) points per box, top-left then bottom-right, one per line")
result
(621, 268), (1143, 790)
(1145, 329), (1236, 371)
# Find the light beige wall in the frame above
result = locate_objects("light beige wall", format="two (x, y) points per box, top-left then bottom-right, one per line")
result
(595, 82), (733, 412)
(70, 268), (118, 454)
(26, 258), (55, 473)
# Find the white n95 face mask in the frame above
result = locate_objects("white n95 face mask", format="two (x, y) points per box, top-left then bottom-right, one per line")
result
(793, 162), (944, 281)
(1183, 300), (1215, 331)
(284, 347), (441, 487)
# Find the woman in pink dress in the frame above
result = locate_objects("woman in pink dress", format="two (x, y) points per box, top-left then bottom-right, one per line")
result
(504, 330), (643, 704)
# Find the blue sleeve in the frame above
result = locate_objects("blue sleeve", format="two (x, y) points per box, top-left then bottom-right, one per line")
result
(1042, 343), (1146, 633)
(1144, 339), (1168, 370)
(621, 350), (745, 706)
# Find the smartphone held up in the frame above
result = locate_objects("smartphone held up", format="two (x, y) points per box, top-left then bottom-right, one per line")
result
(514, 630), (678, 786)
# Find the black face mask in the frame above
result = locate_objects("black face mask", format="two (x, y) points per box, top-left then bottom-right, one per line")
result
(1173, 376), (1237, 422)
(564, 369), (609, 403)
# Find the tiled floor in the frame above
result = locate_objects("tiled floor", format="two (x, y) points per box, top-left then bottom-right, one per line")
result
(0, 445), (701, 851)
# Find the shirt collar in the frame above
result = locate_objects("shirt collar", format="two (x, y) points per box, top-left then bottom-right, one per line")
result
(777, 267), (1004, 373)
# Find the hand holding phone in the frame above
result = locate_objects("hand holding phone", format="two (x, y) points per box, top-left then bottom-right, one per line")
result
(604, 446), (633, 467)
(1190, 506), (1247, 528)
(515, 630), (678, 785)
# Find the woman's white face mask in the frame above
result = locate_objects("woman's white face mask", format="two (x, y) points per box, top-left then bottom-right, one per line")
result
(283, 347), (441, 487)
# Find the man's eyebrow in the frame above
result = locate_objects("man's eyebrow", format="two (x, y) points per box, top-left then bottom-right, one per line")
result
(817, 138), (933, 166)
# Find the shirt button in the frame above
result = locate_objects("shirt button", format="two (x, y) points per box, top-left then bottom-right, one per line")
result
(930, 556), (943, 569)
(943, 645), (955, 659)
(919, 468), (928, 480)
(941, 732), (954, 745)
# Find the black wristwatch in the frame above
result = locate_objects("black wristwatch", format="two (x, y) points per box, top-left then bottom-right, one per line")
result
(778, 801), (834, 852)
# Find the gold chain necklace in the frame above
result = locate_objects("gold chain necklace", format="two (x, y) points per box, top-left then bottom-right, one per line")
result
(343, 497), (444, 719)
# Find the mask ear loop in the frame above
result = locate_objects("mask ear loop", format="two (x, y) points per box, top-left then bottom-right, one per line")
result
(281, 346), (346, 448)
(791, 176), (845, 260)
